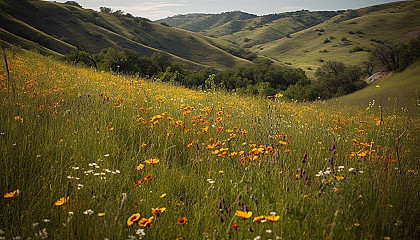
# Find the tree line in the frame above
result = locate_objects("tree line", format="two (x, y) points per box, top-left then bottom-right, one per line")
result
(61, 36), (420, 101)
(61, 47), (309, 96)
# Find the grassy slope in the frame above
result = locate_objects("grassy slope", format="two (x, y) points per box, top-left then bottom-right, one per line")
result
(256, 1), (420, 77)
(0, 0), (252, 69)
(156, 11), (257, 33)
(333, 61), (420, 113)
(218, 11), (340, 48)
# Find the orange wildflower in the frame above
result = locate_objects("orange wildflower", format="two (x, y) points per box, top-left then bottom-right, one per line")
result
(143, 174), (152, 181)
(127, 213), (141, 226)
(230, 224), (239, 229)
(177, 217), (187, 225)
(138, 216), (154, 227)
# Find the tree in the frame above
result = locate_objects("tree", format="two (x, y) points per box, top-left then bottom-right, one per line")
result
(362, 61), (374, 76)
(151, 52), (170, 72)
(114, 10), (124, 15)
(315, 61), (365, 97)
(370, 42), (399, 71)
(100, 7), (112, 13)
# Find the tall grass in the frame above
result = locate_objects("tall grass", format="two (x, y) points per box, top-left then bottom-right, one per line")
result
(0, 49), (419, 239)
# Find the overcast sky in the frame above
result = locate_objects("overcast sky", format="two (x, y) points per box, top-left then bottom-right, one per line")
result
(47, 0), (403, 20)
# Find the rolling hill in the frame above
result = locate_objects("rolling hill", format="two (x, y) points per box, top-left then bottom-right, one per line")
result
(0, 0), (253, 69)
(158, 1), (420, 77)
(157, 10), (341, 48)
(255, 0), (420, 76)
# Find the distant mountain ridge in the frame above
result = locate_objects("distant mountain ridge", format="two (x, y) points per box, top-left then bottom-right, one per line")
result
(0, 0), (253, 69)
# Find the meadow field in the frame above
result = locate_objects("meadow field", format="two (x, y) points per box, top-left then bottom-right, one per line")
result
(1, 50), (419, 239)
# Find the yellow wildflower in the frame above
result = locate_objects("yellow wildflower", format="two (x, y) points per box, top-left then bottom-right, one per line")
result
(54, 196), (69, 206)
(4, 189), (19, 198)
(235, 210), (252, 219)
(151, 207), (166, 215)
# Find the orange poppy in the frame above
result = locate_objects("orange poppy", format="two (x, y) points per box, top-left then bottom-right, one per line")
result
(133, 180), (141, 186)
(127, 213), (140, 226)
(177, 217), (187, 225)
(143, 174), (152, 181)
(138, 216), (154, 227)
(230, 224), (239, 229)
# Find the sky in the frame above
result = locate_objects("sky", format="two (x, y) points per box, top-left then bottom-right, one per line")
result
(47, 0), (403, 20)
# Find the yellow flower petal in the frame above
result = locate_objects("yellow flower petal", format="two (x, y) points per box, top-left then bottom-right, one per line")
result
(235, 210), (252, 219)
(136, 164), (145, 170)
(54, 196), (69, 206)
(4, 189), (19, 198)
(253, 215), (265, 222)
(264, 215), (280, 222)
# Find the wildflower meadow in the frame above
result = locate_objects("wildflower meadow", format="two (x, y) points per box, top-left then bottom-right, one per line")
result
(1, 50), (419, 239)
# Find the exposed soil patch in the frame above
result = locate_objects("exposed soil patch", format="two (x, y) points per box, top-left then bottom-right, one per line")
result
(365, 71), (392, 84)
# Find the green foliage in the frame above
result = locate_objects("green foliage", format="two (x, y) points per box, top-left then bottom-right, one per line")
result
(315, 61), (366, 98)
(157, 66), (178, 82)
(349, 46), (370, 54)
(284, 61), (366, 100)
(99, 7), (112, 13)
(61, 48), (307, 97)
(370, 36), (420, 72)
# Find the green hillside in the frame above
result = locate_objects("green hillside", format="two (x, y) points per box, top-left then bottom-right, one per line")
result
(334, 60), (420, 112)
(256, 0), (420, 76)
(0, 0), (252, 69)
(157, 11), (257, 33)
(157, 10), (340, 48)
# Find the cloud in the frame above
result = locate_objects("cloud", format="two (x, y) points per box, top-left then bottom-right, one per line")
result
(106, 1), (187, 19)
(277, 6), (305, 11)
